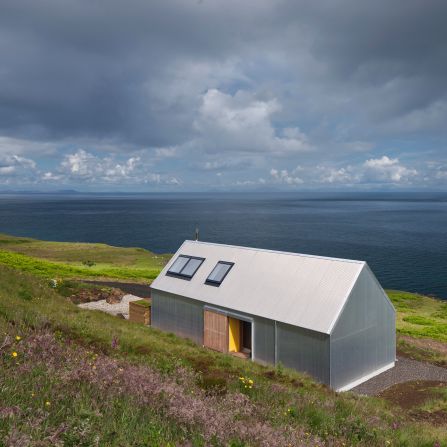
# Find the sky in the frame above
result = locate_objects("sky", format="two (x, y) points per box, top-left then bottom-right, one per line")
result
(0, 0), (446, 192)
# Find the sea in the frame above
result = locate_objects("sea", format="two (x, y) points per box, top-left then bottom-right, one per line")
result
(0, 192), (446, 299)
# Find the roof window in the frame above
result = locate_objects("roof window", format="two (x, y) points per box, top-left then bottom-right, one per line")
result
(167, 255), (204, 279)
(205, 261), (234, 286)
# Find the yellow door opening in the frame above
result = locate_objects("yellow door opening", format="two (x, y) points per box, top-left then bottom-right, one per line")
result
(228, 317), (241, 352)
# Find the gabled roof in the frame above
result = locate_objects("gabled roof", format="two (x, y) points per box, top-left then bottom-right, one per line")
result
(151, 240), (366, 334)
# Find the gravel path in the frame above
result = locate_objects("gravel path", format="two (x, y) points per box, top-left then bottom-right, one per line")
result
(352, 356), (447, 395)
(78, 294), (142, 319)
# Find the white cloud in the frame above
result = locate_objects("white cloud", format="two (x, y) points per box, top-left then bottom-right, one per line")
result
(59, 149), (138, 183)
(423, 161), (447, 182)
(45, 149), (181, 186)
(318, 166), (356, 184)
(268, 155), (419, 188)
(270, 168), (304, 185)
(362, 156), (417, 183)
(195, 158), (253, 171)
(193, 89), (312, 155)
(0, 166), (15, 175)
(42, 172), (63, 181)
(0, 154), (38, 183)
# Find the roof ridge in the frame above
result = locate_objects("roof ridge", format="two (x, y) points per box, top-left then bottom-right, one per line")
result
(183, 240), (365, 265)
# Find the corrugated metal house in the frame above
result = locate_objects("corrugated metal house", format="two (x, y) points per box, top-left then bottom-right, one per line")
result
(150, 240), (396, 391)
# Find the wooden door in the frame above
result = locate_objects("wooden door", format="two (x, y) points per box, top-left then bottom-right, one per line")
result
(204, 309), (228, 353)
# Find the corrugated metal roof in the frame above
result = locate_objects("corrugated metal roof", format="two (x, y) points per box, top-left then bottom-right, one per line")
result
(151, 240), (365, 334)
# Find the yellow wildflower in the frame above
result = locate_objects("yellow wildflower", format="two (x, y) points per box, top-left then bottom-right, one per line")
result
(11, 352), (18, 358)
(45, 401), (51, 407)
(15, 336), (21, 341)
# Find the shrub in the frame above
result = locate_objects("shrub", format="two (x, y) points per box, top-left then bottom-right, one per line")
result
(198, 374), (227, 396)
(82, 260), (96, 267)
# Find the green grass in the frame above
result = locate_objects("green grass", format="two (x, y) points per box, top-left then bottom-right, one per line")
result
(133, 299), (151, 307)
(54, 279), (99, 297)
(1, 265), (446, 446)
(0, 367), (189, 446)
(387, 290), (447, 343)
(396, 337), (447, 367)
(420, 386), (447, 413)
(0, 249), (162, 282)
(0, 233), (170, 282)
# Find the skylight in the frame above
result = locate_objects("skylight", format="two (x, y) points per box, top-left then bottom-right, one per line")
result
(206, 261), (234, 286)
(167, 255), (204, 279)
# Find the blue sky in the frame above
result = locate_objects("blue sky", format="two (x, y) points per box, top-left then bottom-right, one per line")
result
(0, 0), (446, 191)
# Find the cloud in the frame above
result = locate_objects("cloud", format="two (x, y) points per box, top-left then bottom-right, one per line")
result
(194, 158), (253, 172)
(362, 156), (418, 183)
(318, 166), (355, 184)
(193, 89), (312, 155)
(0, 154), (38, 184)
(268, 155), (419, 188)
(0, 137), (56, 156)
(44, 149), (181, 186)
(0, 1), (446, 190)
(270, 168), (304, 185)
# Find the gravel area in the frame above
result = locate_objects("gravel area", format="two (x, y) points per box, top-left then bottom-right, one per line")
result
(352, 356), (447, 395)
(78, 294), (142, 319)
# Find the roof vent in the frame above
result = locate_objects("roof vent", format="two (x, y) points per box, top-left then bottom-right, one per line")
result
(194, 225), (199, 241)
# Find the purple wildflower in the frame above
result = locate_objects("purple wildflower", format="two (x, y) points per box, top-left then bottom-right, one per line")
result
(111, 336), (119, 349)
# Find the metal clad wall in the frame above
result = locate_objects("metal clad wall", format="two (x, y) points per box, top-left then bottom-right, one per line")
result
(151, 291), (204, 345)
(330, 267), (396, 390)
(253, 316), (275, 364)
(276, 323), (330, 385)
(152, 289), (333, 387)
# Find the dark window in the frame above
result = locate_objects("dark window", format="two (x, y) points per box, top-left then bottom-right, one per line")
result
(206, 261), (234, 286)
(167, 255), (204, 279)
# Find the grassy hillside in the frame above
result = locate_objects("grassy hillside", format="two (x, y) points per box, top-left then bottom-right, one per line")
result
(387, 290), (447, 366)
(0, 233), (170, 282)
(0, 233), (446, 444)
(389, 290), (447, 342)
(0, 265), (446, 446)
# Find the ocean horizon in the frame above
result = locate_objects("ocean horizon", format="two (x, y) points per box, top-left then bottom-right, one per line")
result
(0, 191), (446, 299)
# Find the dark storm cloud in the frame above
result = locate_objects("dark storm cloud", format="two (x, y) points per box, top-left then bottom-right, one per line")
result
(0, 0), (271, 146)
(0, 0), (446, 189)
(1, 0), (446, 142)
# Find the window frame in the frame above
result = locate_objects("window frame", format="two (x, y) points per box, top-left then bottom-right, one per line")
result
(205, 261), (234, 286)
(166, 255), (205, 280)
